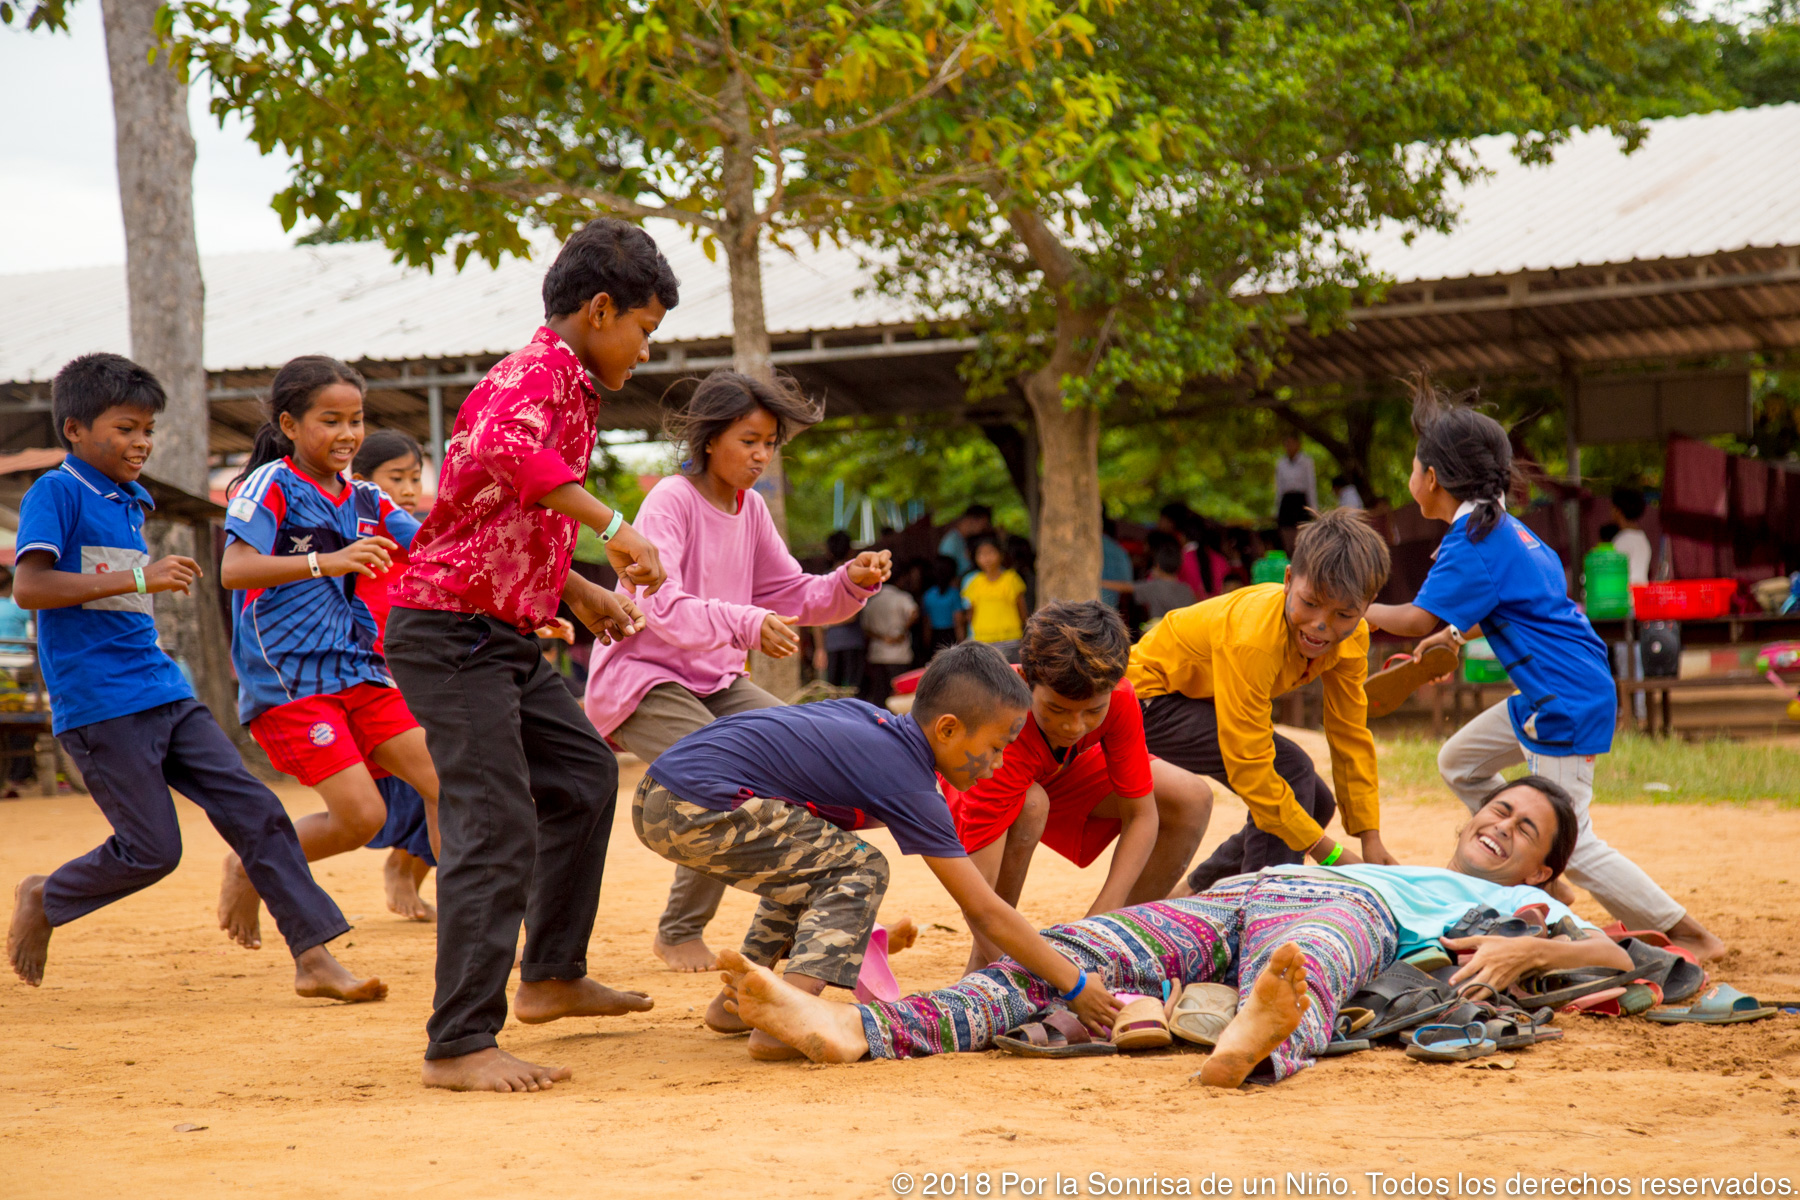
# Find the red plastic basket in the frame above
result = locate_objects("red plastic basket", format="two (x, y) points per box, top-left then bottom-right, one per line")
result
(1631, 579), (1738, 621)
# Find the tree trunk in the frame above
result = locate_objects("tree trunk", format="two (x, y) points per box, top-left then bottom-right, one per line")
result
(1020, 369), (1101, 604)
(102, 0), (207, 494)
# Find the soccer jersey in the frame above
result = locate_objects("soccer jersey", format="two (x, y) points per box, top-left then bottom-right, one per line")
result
(224, 458), (421, 724)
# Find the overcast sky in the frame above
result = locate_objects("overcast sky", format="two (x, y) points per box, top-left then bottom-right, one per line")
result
(0, 4), (298, 275)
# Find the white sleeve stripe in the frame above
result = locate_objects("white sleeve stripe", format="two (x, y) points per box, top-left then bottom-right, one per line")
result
(16, 541), (61, 557)
(238, 461), (286, 506)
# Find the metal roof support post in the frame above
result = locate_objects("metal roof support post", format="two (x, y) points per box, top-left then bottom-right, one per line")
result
(428, 383), (445, 467)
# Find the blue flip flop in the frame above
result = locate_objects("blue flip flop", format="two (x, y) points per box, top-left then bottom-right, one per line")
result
(1645, 983), (1776, 1025)
(1404, 1021), (1499, 1062)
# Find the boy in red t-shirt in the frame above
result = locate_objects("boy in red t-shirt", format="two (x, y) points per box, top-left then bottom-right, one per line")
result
(943, 601), (1213, 973)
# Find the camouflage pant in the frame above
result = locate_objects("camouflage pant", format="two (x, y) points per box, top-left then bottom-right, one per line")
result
(633, 778), (889, 988)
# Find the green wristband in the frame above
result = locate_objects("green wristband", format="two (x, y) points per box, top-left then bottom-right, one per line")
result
(599, 509), (625, 544)
(132, 566), (147, 595)
(1321, 842), (1344, 867)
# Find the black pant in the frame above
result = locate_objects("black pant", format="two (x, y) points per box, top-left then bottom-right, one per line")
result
(1139, 693), (1336, 892)
(386, 607), (619, 1061)
(45, 699), (348, 956)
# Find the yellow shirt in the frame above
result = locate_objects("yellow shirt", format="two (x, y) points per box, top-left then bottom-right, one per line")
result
(1126, 583), (1380, 851)
(962, 569), (1027, 643)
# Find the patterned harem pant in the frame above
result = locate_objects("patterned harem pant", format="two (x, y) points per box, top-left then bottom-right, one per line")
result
(861, 872), (1398, 1081)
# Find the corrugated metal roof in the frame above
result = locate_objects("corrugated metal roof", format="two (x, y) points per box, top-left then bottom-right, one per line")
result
(3, 103), (1797, 385)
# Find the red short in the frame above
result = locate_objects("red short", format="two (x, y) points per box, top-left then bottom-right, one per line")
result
(249, 682), (420, 786)
(949, 749), (1158, 869)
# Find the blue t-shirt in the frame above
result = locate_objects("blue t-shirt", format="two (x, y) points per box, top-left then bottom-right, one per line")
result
(648, 699), (967, 858)
(1414, 511), (1615, 756)
(224, 459), (421, 724)
(14, 457), (194, 733)
(0, 597), (29, 640)
(1100, 535), (1133, 609)
(1269, 864), (1593, 959)
(921, 584), (968, 632)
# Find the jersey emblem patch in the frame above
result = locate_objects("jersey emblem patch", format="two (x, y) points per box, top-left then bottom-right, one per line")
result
(308, 722), (337, 747)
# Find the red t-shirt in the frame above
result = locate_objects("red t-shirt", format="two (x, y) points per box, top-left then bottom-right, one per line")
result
(945, 677), (1154, 852)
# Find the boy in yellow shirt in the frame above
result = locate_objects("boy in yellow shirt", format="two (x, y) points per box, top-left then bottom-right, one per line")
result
(1127, 508), (1394, 892)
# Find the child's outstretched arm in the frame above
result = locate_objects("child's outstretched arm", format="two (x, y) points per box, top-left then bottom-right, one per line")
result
(220, 536), (397, 588)
(13, 549), (199, 610)
(923, 854), (1123, 1033)
(537, 483), (665, 596)
(1363, 601), (1440, 638)
(1086, 791), (1157, 918)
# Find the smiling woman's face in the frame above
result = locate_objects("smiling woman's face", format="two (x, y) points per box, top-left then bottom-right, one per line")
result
(1451, 785), (1560, 887)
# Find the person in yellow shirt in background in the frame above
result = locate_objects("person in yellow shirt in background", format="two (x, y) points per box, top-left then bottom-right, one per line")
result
(961, 536), (1029, 645)
(1128, 507), (1396, 894)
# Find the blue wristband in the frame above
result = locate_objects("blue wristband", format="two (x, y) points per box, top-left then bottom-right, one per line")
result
(1059, 965), (1087, 1003)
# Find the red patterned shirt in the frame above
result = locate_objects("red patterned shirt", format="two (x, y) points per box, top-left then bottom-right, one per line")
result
(392, 326), (597, 631)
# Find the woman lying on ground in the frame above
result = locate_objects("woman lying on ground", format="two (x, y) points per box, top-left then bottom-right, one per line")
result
(718, 775), (1634, 1087)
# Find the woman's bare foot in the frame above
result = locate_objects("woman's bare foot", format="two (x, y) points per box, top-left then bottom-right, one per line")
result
(718, 949), (870, 1065)
(653, 934), (718, 973)
(705, 986), (750, 1033)
(1198, 942), (1310, 1089)
(422, 1047), (572, 1093)
(383, 849), (435, 922)
(1666, 915), (1727, 964)
(293, 945), (387, 1002)
(513, 976), (654, 1024)
(8, 875), (51, 986)
(217, 854), (263, 950)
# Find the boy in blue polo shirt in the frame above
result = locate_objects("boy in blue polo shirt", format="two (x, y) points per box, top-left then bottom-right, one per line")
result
(1366, 379), (1724, 964)
(636, 641), (1125, 1062)
(5, 353), (385, 1002)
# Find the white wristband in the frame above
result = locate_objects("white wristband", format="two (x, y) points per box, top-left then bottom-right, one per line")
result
(308, 551), (322, 578)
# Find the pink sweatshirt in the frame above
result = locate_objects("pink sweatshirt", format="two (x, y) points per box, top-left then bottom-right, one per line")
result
(583, 474), (876, 736)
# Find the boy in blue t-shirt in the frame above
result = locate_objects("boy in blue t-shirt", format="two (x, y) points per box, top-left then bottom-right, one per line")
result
(636, 641), (1126, 1060)
(1366, 381), (1724, 964)
(4, 353), (384, 1003)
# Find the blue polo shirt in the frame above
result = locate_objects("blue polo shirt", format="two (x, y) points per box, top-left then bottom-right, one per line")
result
(14, 456), (194, 733)
(1414, 511), (1615, 756)
(647, 700), (967, 858)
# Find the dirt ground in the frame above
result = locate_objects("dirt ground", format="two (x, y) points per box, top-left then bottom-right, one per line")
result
(4, 731), (1798, 1198)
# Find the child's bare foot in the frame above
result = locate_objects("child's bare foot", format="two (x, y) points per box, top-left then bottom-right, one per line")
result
(422, 1047), (572, 1093)
(1666, 916), (1727, 964)
(217, 854), (263, 950)
(293, 945), (387, 1002)
(718, 949), (869, 1065)
(653, 934), (718, 973)
(8, 875), (51, 986)
(513, 976), (654, 1024)
(885, 916), (918, 954)
(1197, 942), (1310, 1089)
(383, 849), (435, 922)
(705, 986), (750, 1033)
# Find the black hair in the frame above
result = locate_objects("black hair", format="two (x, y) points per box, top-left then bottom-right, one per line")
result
(1611, 486), (1647, 522)
(969, 534), (1005, 565)
(51, 353), (166, 449)
(667, 369), (823, 478)
(230, 356), (365, 495)
(1598, 522), (1621, 544)
(931, 555), (960, 590)
(1473, 774), (1580, 881)
(913, 641), (1031, 728)
(353, 428), (423, 479)
(826, 530), (854, 564)
(1020, 601), (1130, 701)
(1408, 371), (1516, 543)
(542, 218), (681, 320)
(958, 504), (993, 522)
(1152, 539), (1184, 576)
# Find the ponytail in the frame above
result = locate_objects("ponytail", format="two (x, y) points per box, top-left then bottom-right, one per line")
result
(1406, 371), (1516, 543)
(229, 356), (366, 496)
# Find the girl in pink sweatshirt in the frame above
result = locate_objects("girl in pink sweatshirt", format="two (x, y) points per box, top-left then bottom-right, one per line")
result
(584, 370), (891, 972)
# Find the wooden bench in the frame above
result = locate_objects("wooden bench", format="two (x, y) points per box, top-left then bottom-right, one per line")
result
(1616, 670), (1798, 738)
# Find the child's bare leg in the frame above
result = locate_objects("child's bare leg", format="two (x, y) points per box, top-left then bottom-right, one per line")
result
(1124, 761), (1213, 905)
(965, 787), (1047, 975)
(383, 848), (435, 921)
(8, 875), (51, 986)
(513, 976), (654, 1024)
(293, 944), (387, 1003)
(423, 1047), (573, 1093)
(220, 763), (387, 947)
(1198, 942), (1309, 1089)
(719, 949), (870, 1064)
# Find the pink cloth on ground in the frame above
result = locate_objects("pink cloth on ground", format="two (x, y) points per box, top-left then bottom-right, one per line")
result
(583, 474), (876, 736)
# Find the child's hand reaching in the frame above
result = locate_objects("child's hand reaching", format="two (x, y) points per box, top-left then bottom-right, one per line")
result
(1070, 976), (1123, 1037)
(321, 535), (398, 579)
(758, 613), (800, 658)
(605, 521), (666, 596)
(143, 555), (202, 596)
(571, 588), (646, 646)
(846, 550), (892, 589)
(1358, 830), (1400, 866)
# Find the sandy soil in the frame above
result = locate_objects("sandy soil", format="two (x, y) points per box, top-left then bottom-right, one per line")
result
(4, 732), (1798, 1197)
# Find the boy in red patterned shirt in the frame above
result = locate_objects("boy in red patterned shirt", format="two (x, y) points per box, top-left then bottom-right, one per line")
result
(386, 219), (675, 1093)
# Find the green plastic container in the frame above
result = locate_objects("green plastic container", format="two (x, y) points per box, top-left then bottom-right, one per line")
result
(1462, 636), (1509, 684)
(1251, 551), (1290, 586)
(1583, 543), (1631, 620)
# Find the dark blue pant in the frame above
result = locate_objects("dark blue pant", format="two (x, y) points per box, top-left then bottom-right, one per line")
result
(368, 775), (437, 866)
(45, 699), (349, 958)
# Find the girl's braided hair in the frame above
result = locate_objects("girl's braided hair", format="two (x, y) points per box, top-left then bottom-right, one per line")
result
(1408, 371), (1517, 543)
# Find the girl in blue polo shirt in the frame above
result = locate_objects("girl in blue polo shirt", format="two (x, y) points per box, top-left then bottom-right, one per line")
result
(1365, 378), (1724, 964)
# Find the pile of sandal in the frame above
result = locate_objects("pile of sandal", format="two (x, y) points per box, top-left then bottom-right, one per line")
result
(994, 981), (1236, 1059)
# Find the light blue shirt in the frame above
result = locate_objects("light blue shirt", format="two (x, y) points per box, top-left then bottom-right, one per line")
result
(1100, 535), (1132, 609)
(1267, 863), (1593, 958)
